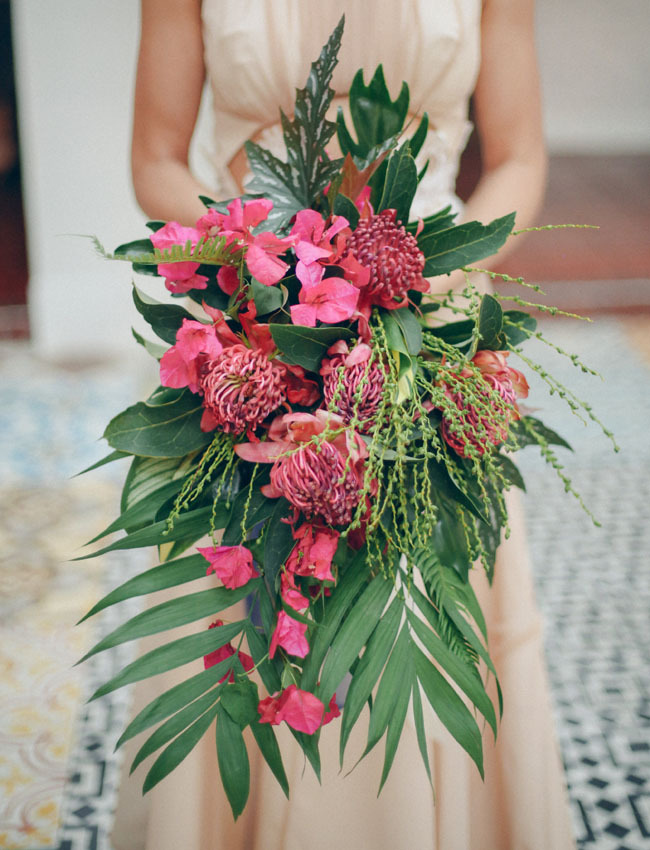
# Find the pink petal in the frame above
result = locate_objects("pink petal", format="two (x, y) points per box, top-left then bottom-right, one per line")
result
(269, 611), (309, 659)
(217, 265), (240, 294)
(246, 243), (288, 286)
(290, 209), (326, 243)
(290, 303), (318, 326)
(276, 685), (325, 735)
(323, 215), (349, 241)
(197, 544), (257, 589)
(234, 440), (291, 463)
(151, 221), (202, 251)
(295, 259), (325, 289)
(241, 198), (273, 229)
(295, 241), (331, 265)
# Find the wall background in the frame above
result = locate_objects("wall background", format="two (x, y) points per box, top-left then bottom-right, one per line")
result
(11, 0), (650, 359)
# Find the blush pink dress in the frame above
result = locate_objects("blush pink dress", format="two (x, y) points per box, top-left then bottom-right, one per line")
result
(112, 3), (576, 848)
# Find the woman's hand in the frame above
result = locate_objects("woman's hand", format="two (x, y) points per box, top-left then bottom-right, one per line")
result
(132, 0), (210, 223)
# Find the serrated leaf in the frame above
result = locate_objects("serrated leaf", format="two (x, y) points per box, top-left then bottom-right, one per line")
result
(142, 699), (221, 793)
(89, 621), (245, 701)
(78, 553), (206, 623)
(81, 583), (255, 661)
(132, 286), (195, 345)
(420, 213), (516, 277)
(270, 323), (355, 371)
(338, 66), (409, 158)
(216, 705), (250, 819)
(509, 416), (573, 452)
(104, 389), (211, 458)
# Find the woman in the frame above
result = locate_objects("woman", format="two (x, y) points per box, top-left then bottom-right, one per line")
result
(113, 2), (575, 848)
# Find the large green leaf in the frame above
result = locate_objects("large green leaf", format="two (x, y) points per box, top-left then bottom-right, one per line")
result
(411, 679), (432, 783)
(270, 324), (355, 371)
(246, 623), (282, 694)
(142, 699), (222, 793)
(221, 679), (260, 729)
(76, 504), (226, 560)
(86, 478), (184, 544)
(414, 646), (484, 777)
(132, 685), (224, 774)
(76, 450), (129, 476)
(104, 389), (211, 458)
(300, 552), (368, 691)
(338, 66), (409, 157)
(477, 294), (504, 349)
(81, 582), (256, 661)
(381, 306), (423, 357)
(419, 213), (516, 277)
(263, 499), (295, 594)
(216, 705), (251, 820)
(502, 310), (537, 347)
(509, 416), (573, 452)
(249, 278), (284, 315)
(79, 553), (207, 623)
(117, 660), (232, 748)
(365, 623), (412, 754)
(378, 627), (414, 793)
(121, 454), (195, 514)
(223, 487), (274, 545)
(132, 286), (196, 345)
(376, 145), (418, 226)
(316, 574), (393, 703)
(250, 721), (289, 798)
(89, 621), (245, 700)
(407, 604), (496, 737)
(339, 597), (402, 763)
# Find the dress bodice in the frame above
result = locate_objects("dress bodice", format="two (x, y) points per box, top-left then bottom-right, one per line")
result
(201, 0), (482, 216)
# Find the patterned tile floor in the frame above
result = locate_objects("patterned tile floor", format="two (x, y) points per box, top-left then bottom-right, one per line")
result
(0, 314), (648, 849)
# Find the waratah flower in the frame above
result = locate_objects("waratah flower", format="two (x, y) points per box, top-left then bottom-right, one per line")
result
(150, 222), (209, 293)
(203, 620), (254, 682)
(346, 209), (428, 311)
(197, 544), (258, 589)
(439, 352), (528, 458)
(258, 685), (338, 735)
(320, 341), (385, 433)
(234, 410), (367, 526)
(199, 344), (287, 434)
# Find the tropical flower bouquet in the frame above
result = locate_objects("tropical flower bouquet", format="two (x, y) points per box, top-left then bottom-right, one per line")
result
(79, 19), (612, 817)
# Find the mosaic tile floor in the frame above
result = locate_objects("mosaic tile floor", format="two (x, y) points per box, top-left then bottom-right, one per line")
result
(0, 315), (648, 849)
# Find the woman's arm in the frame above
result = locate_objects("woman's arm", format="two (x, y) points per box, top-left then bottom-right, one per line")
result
(132, 0), (209, 223)
(429, 0), (547, 294)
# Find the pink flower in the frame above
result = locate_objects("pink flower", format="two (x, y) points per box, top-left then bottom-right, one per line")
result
(234, 411), (368, 526)
(197, 544), (258, 589)
(320, 341), (386, 432)
(269, 610), (309, 658)
(290, 277), (359, 327)
(290, 210), (350, 287)
(200, 198), (294, 286)
(258, 685), (328, 735)
(203, 620), (254, 682)
(286, 523), (339, 582)
(150, 222), (209, 293)
(280, 571), (310, 611)
(159, 319), (223, 393)
(471, 350), (529, 402)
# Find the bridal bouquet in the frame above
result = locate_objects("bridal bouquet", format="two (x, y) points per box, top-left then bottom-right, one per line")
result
(80, 19), (610, 817)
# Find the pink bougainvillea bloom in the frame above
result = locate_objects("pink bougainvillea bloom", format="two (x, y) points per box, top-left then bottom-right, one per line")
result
(290, 277), (360, 327)
(322, 693), (341, 726)
(150, 222), (209, 293)
(280, 571), (310, 611)
(287, 523), (339, 582)
(258, 685), (328, 735)
(290, 210), (351, 289)
(269, 610), (309, 658)
(203, 620), (254, 682)
(197, 544), (257, 589)
(216, 265), (240, 295)
(159, 319), (223, 393)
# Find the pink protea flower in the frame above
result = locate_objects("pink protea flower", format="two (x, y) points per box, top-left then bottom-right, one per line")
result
(197, 544), (258, 589)
(234, 411), (367, 527)
(199, 344), (287, 434)
(203, 620), (254, 681)
(346, 209), (428, 311)
(439, 351), (528, 458)
(258, 685), (339, 735)
(320, 341), (385, 433)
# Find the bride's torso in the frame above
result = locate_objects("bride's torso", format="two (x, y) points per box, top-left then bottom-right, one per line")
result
(200, 0), (481, 216)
